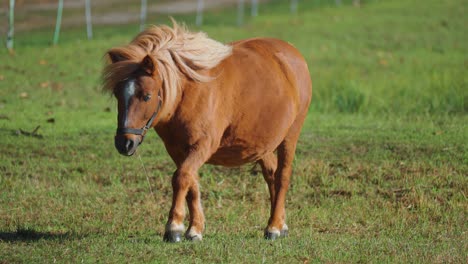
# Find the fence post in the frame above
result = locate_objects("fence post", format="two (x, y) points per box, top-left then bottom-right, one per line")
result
(85, 0), (93, 39)
(140, 0), (147, 31)
(237, 0), (244, 26)
(7, 0), (15, 50)
(196, 0), (204, 26)
(53, 0), (64, 45)
(290, 0), (298, 14)
(251, 0), (258, 17)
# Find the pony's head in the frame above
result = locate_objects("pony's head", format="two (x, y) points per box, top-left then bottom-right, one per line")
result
(102, 22), (232, 156)
(105, 52), (163, 156)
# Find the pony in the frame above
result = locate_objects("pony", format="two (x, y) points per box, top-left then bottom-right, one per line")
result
(102, 21), (312, 242)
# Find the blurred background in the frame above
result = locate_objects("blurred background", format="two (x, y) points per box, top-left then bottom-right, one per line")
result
(2, 0), (270, 33)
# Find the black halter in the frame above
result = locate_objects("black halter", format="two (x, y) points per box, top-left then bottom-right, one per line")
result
(116, 91), (162, 143)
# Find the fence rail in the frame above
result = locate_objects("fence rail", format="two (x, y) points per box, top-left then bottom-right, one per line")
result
(4, 0), (362, 49)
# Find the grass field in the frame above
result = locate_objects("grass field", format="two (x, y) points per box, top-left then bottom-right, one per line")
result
(1, 0), (467, 263)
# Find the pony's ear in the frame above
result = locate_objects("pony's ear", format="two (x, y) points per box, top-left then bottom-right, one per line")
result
(141, 55), (155, 75)
(107, 51), (127, 63)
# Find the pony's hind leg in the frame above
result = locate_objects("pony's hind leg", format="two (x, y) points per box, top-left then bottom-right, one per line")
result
(258, 153), (278, 225)
(263, 140), (295, 240)
(264, 114), (306, 240)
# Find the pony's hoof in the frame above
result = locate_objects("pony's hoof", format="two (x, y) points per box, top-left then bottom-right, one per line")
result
(280, 224), (289, 237)
(185, 233), (203, 242)
(163, 231), (183, 243)
(264, 230), (280, 240)
(185, 228), (203, 242)
(264, 225), (288, 240)
(280, 228), (289, 237)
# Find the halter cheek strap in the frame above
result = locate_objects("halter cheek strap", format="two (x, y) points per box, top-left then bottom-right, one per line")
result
(116, 91), (162, 143)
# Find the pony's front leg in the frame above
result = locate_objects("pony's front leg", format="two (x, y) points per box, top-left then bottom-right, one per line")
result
(164, 169), (204, 242)
(163, 169), (192, 242)
(185, 180), (204, 241)
(163, 144), (211, 242)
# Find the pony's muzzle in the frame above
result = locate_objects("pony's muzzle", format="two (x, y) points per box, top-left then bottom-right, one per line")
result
(114, 134), (140, 156)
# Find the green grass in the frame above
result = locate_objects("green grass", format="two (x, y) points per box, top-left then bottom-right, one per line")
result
(1, 0), (467, 263)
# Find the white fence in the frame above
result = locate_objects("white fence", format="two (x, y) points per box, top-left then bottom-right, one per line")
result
(4, 0), (361, 50)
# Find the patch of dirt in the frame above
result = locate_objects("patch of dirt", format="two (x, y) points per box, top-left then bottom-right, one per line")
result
(1, 0), (270, 32)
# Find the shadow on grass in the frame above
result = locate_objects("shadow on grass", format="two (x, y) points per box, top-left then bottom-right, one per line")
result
(0, 227), (83, 243)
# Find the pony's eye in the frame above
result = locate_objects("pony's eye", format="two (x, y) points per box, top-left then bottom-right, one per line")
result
(143, 94), (152, 102)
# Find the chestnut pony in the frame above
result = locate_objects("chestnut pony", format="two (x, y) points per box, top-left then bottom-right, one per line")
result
(102, 22), (312, 242)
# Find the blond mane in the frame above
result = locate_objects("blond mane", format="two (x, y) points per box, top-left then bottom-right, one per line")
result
(102, 21), (233, 118)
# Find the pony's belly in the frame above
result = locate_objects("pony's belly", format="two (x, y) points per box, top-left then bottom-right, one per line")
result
(207, 146), (267, 167)
(207, 113), (293, 167)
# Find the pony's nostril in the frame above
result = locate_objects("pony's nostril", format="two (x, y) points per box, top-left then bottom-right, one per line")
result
(125, 139), (134, 151)
(115, 136), (138, 156)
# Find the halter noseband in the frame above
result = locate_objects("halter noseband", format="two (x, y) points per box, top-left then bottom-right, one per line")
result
(116, 91), (162, 143)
